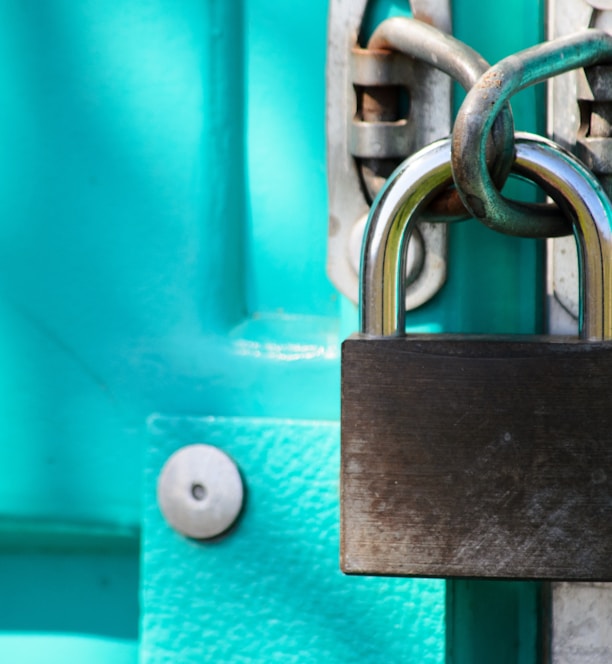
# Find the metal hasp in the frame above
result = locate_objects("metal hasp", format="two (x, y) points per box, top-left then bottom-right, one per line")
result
(326, 1), (451, 311)
(547, 2), (612, 332)
(547, 2), (612, 660)
(341, 134), (612, 579)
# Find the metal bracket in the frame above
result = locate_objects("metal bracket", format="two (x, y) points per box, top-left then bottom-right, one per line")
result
(326, 1), (451, 311)
(547, 2), (612, 663)
(547, 0), (612, 334)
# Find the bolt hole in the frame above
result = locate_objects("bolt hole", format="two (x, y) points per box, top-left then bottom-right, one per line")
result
(191, 483), (207, 501)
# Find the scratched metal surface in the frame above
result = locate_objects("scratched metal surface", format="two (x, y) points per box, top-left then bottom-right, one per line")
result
(143, 416), (445, 663)
(342, 336), (612, 579)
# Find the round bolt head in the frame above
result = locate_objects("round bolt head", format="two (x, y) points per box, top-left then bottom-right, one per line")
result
(157, 444), (244, 540)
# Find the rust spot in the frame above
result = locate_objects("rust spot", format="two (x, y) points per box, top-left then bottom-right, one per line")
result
(426, 188), (469, 220)
(477, 70), (504, 95)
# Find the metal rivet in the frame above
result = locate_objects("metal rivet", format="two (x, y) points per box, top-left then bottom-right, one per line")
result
(157, 444), (244, 539)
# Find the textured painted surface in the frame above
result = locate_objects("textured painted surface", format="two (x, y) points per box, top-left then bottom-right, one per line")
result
(0, 0), (340, 528)
(0, 0), (339, 654)
(142, 416), (445, 663)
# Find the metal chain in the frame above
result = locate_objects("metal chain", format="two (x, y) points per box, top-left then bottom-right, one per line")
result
(363, 17), (515, 222)
(358, 22), (612, 238)
(451, 29), (612, 237)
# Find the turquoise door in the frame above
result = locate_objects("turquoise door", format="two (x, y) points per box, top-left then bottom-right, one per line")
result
(0, 1), (544, 661)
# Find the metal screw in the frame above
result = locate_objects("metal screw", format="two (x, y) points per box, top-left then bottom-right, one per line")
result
(157, 444), (244, 539)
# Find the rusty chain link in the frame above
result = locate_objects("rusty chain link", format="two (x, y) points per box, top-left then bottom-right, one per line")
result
(361, 17), (515, 222)
(451, 29), (612, 237)
(363, 20), (612, 237)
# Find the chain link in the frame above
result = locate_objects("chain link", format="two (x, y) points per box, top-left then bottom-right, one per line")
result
(361, 133), (612, 337)
(362, 17), (515, 222)
(360, 21), (612, 238)
(451, 29), (612, 237)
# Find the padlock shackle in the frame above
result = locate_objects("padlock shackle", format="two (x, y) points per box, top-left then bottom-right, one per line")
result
(359, 133), (612, 340)
(359, 138), (452, 337)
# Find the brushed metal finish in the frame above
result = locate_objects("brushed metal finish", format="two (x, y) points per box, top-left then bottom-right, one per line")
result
(342, 335), (612, 579)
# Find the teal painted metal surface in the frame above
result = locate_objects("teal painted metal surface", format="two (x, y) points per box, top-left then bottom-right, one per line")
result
(0, 551), (138, 639)
(447, 582), (541, 664)
(0, 0), (443, 660)
(0, 0), (548, 661)
(143, 416), (445, 662)
(1, 635), (138, 664)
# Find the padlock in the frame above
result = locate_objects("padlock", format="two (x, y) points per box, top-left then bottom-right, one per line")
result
(341, 132), (612, 580)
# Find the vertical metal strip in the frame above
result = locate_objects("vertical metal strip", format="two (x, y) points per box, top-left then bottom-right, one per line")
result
(326, 0), (450, 311)
(410, 0), (452, 34)
(547, 1), (612, 661)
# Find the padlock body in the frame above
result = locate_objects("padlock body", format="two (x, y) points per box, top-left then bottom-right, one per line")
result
(341, 334), (612, 580)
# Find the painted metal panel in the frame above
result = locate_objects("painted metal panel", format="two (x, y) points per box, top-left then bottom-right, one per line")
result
(0, 0), (549, 661)
(1, 635), (138, 664)
(143, 416), (445, 663)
